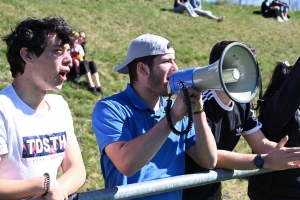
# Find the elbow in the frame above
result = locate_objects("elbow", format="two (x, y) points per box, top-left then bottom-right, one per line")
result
(198, 154), (218, 169)
(116, 162), (139, 177)
(204, 156), (218, 169)
(118, 167), (135, 177)
(199, 162), (216, 170)
(120, 171), (136, 177)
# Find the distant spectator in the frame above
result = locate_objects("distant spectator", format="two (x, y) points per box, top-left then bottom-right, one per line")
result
(190, 0), (224, 22)
(71, 32), (85, 83)
(78, 31), (104, 95)
(272, 0), (289, 21)
(68, 31), (104, 95)
(261, 0), (289, 22)
(174, 0), (199, 18)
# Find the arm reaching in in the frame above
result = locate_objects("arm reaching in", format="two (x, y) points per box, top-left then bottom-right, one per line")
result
(216, 131), (300, 170)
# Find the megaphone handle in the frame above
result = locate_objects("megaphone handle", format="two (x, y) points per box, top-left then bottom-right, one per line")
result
(166, 85), (193, 136)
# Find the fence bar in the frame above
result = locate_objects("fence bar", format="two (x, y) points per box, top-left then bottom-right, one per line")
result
(77, 168), (272, 200)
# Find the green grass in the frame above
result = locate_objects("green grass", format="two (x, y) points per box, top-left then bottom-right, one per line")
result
(1, 0), (300, 199)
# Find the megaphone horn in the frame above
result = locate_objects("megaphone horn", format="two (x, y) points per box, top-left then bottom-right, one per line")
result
(167, 42), (260, 103)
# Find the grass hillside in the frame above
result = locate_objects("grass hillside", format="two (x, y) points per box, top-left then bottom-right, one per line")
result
(0, 0), (299, 199)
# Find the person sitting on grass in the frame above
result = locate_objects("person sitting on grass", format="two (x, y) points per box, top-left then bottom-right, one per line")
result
(71, 32), (85, 83)
(261, 0), (289, 22)
(272, 0), (290, 21)
(174, 0), (199, 18)
(78, 31), (104, 95)
(190, 0), (224, 22)
(67, 31), (104, 96)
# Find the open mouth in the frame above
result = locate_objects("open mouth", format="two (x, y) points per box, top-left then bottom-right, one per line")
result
(59, 69), (70, 81)
(166, 75), (171, 82)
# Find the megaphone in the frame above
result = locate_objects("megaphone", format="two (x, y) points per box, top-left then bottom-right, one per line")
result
(167, 42), (260, 103)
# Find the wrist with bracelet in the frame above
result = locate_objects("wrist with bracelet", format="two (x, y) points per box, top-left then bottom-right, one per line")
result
(42, 173), (50, 197)
(193, 107), (205, 114)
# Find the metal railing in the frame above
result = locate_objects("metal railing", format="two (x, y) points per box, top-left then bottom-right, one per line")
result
(77, 168), (272, 200)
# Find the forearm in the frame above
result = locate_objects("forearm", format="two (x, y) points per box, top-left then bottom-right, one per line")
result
(216, 150), (258, 170)
(0, 177), (45, 199)
(107, 116), (174, 176)
(193, 112), (217, 169)
(57, 165), (86, 195)
(244, 132), (277, 154)
(58, 141), (86, 194)
(217, 137), (300, 170)
(253, 139), (277, 154)
(177, 1), (187, 8)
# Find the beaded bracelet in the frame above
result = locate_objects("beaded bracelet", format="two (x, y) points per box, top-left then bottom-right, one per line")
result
(42, 173), (50, 197)
(193, 107), (205, 114)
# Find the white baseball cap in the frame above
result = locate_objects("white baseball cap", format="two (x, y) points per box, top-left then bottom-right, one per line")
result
(114, 33), (175, 74)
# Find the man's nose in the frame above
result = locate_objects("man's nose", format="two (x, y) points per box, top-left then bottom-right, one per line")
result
(171, 62), (178, 71)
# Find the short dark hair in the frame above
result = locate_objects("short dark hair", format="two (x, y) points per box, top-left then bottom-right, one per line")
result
(2, 15), (76, 78)
(209, 40), (256, 65)
(128, 55), (158, 84)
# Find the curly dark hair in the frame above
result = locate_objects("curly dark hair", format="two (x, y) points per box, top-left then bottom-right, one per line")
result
(2, 15), (76, 78)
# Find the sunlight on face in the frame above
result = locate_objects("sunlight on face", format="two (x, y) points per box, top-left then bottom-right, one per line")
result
(148, 53), (177, 96)
(33, 34), (72, 91)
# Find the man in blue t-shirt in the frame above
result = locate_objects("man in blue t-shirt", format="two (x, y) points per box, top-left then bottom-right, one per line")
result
(92, 33), (218, 200)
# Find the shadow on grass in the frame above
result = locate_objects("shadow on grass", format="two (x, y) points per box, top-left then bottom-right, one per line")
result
(160, 8), (174, 12)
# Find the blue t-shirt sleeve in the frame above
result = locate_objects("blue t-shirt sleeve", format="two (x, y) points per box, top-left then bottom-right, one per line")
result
(92, 100), (132, 154)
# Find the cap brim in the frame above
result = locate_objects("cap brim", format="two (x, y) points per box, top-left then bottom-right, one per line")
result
(113, 59), (134, 74)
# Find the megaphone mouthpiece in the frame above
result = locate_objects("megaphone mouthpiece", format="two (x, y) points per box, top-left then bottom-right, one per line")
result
(222, 68), (240, 83)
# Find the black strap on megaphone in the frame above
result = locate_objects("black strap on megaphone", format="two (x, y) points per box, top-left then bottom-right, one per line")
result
(166, 82), (193, 136)
(254, 63), (264, 111)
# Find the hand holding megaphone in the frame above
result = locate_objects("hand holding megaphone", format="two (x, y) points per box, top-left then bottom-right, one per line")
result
(166, 42), (260, 135)
(170, 87), (203, 120)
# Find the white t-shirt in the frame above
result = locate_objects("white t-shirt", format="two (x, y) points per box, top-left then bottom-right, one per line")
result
(0, 85), (76, 181)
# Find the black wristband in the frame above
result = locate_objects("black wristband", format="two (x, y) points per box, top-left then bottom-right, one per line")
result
(42, 173), (50, 197)
(193, 107), (204, 114)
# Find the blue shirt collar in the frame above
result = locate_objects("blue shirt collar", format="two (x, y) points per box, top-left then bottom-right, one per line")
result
(123, 83), (166, 113)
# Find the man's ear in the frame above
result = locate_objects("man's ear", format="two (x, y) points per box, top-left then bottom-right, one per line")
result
(137, 62), (149, 76)
(20, 47), (36, 64)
